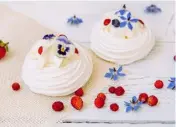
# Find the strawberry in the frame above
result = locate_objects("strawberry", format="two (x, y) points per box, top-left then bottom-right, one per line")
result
(74, 88), (84, 97)
(52, 101), (64, 111)
(38, 46), (43, 55)
(138, 93), (148, 103)
(154, 80), (164, 89)
(104, 19), (111, 26)
(94, 97), (105, 108)
(0, 40), (9, 59)
(71, 96), (83, 110)
(115, 86), (125, 96)
(12, 82), (20, 91)
(147, 95), (158, 106)
(97, 93), (106, 101)
(110, 103), (119, 112)
(108, 86), (116, 94)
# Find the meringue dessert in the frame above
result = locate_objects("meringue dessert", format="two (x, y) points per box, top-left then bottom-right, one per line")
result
(22, 34), (93, 96)
(90, 6), (155, 65)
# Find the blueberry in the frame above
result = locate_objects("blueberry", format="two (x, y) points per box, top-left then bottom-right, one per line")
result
(112, 19), (120, 27)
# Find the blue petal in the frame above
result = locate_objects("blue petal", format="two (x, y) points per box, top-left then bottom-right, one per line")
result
(127, 12), (131, 19)
(133, 105), (140, 111)
(117, 66), (122, 73)
(109, 68), (114, 73)
(118, 72), (126, 77)
(124, 101), (131, 106)
(130, 19), (138, 22)
(132, 96), (138, 103)
(113, 74), (118, 81)
(120, 21), (127, 28)
(170, 77), (175, 81)
(120, 16), (127, 20)
(126, 106), (133, 112)
(167, 82), (175, 89)
(105, 73), (113, 78)
(128, 22), (133, 30)
(67, 18), (73, 23)
(119, 10), (126, 15)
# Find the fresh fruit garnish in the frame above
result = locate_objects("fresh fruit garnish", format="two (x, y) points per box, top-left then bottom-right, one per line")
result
(112, 19), (120, 27)
(71, 96), (83, 110)
(0, 40), (9, 59)
(174, 55), (176, 61)
(38, 46), (43, 55)
(94, 97), (105, 108)
(12, 82), (20, 91)
(138, 19), (145, 25)
(147, 95), (158, 106)
(52, 101), (64, 111)
(110, 103), (119, 112)
(97, 93), (106, 101)
(115, 86), (125, 96)
(74, 88), (84, 97)
(75, 48), (79, 54)
(154, 80), (164, 89)
(104, 19), (111, 26)
(138, 93), (148, 103)
(108, 86), (116, 94)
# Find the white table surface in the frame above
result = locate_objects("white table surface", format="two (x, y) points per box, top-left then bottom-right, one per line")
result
(0, 2), (175, 127)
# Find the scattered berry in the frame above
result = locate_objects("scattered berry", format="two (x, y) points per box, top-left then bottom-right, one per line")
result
(174, 55), (176, 61)
(75, 48), (79, 54)
(74, 88), (84, 97)
(94, 97), (105, 108)
(147, 95), (158, 106)
(38, 46), (43, 55)
(71, 96), (83, 110)
(154, 80), (164, 89)
(139, 93), (148, 103)
(138, 19), (145, 25)
(12, 82), (20, 91)
(109, 86), (116, 94)
(110, 103), (119, 112)
(97, 93), (106, 101)
(0, 41), (9, 59)
(52, 101), (64, 111)
(115, 86), (125, 96)
(104, 19), (111, 26)
(112, 19), (120, 27)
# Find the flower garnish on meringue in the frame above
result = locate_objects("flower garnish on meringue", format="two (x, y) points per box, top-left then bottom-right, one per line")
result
(57, 44), (70, 57)
(43, 34), (55, 40)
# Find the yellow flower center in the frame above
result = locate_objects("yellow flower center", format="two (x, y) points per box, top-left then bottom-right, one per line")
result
(125, 36), (128, 39)
(61, 47), (65, 52)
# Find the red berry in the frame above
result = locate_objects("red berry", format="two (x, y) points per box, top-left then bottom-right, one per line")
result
(147, 95), (158, 106)
(0, 47), (6, 59)
(104, 19), (111, 26)
(110, 103), (119, 112)
(52, 101), (64, 111)
(115, 86), (125, 96)
(154, 80), (164, 89)
(94, 97), (105, 108)
(75, 48), (79, 54)
(139, 93), (148, 103)
(138, 19), (145, 25)
(97, 93), (106, 101)
(109, 86), (116, 94)
(71, 96), (83, 110)
(12, 82), (20, 91)
(38, 46), (43, 55)
(74, 88), (84, 97)
(174, 55), (176, 61)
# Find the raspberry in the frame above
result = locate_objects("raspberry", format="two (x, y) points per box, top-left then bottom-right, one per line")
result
(97, 93), (106, 101)
(52, 101), (64, 111)
(104, 19), (111, 26)
(12, 82), (20, 91)
(110, 103), (119, 112)
(138, 93), (148, 103)
(115, 86), (125, 96)
(154, 80), (164, 89)
(109, 86), (116, 94)
(147, 95), (158, 106)
(94, 97), (105, 108)
(74, 88), (84, 97)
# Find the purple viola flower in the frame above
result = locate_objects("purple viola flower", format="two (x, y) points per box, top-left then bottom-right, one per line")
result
(43, 34), (55, 40)
(56, 35), (72, 45)
(67, 15), (83, 25)
(57, 44), (70, 57)
(119, 12), (139, 30)
(145, 4), (162, 14)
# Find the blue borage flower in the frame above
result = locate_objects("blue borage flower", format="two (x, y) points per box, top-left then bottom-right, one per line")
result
(145, 4), (161, 14)
(167, 77), (175, 90)
(56, 35), (72, 44)
(67, 15), (83, 25)
(104, 66), (126, 81)
(43, 34), (55, 40)
(115, 4), (127, 15)
(119, 12), (139, 30)
(124, 96), (143, 112)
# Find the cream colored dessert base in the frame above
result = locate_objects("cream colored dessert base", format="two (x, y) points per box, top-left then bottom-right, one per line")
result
(22, 43), (93, 96)
(91, 23), (155, 65)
